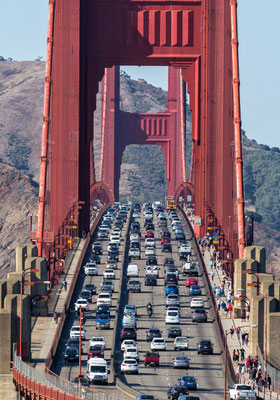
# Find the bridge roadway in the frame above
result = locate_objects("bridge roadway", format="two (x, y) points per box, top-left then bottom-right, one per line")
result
(52, 207), (224, 399)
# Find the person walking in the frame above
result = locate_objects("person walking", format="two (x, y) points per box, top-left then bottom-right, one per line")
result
(240, 347), (245, 361)
(53, 311), (58, 324)
(241, 333), (246, 346)
(245, 333), (249, 346)
(228, 303), (233, 318)
(241, 364), (246, 377)
(233, 349), (236, 361)
(63, 279), (67, 291)
(236, 326), (241, 340)
(210, 270), (214, 281)
(236, 349), (240, 362)
(217, 298), (221, 311)
(267, 375), (271, 390)
(210, 259), (214, 269)
(221, 300), (226, 313)
(230, 327), (235, 338)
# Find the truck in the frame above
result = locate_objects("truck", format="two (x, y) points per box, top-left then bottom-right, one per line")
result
(87, 358), (109, 384)
(228, 384), (256, 400)
(165, 196), (177, 210)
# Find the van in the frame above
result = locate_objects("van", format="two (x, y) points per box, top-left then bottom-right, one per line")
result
(127, 263), (139, 277)
(87, 357), (109, 384)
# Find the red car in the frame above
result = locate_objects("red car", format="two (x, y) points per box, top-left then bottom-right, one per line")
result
(145, 230), (154, 238)
(185, 277), (198, 287)
(161, 237), (171, 244)
(87, 345), (104, 359)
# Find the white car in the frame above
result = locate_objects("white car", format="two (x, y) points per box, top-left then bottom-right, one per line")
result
(74, 299), (89, 312)
(166, 306), (181, 316)
(110, 231), (121, 239)
(121, 339), (137, 352)
(144, 212), (153, 219)
(89, 336), (106, 349)
(132, 211), (141, 218)
(84, 263), (98, 276)
(107, 243), (119, 252)
(145, 238), (155, 247)
(112, 228), (121, 235)
(121, 358), (139, 374)
(151, 338), (166, 351)
(174, 337), (189, 350)
(145, 266), (159, 278)
(70, 325), (86, 340)
(165, 310), (180, 324)
(145, 247), (156, 256)
(97, 293), (112, 306)
(103, 269), (115, 279)
(128, 248), (141, 259)
(124, 346), (139, 361)
(130, 233), (140, 241)
(109, 235), (121, 245)
(101, 280), (115, 292)
(190, 297), (204, 308)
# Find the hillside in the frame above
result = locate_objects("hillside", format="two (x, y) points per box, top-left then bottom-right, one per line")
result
(0, 61), (279, 277)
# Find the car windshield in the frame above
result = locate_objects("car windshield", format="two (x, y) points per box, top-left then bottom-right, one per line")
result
(181, 376), (195, 382)
(126, 348), (137, 353)
(200, 340), (211, 345)
(124, 360), (136, 365)
(176, 337), (187, 342)
(168, 312), (178, 316)
(176, 356), (188, 360)
(89, 366), (106, 373)
(67, 348), (77, 354)
(90, 346), (102, 351)
(195, 309), (205, 313)
(237, 385), (253, 390)
(91, 338), (103, 342)
(99, 294), (110, 298)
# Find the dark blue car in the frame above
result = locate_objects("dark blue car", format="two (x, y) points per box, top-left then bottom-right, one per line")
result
(179, 376), (197, 390)
(165, 284), (179, 295)
(189, 285), (201, 295)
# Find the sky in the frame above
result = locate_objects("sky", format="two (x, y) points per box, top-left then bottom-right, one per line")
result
(0, 1), (279, 147)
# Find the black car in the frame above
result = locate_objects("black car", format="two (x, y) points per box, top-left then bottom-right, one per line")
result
(92, 243), (103, 255)
(145, 276), (157, 286)
(165, 275), (178, 285)
(164, 257), (175, 265)
(90, 254), (101, 264)
(167, 386), (189, 399)
(96, 304), (110, 316)
(146, 328), (162, 342)
(72, 376), (89, 386)
(144, 218), (153, 227)
(66, 338), (84, 353)
(79, 290), (92, 303)
(176, 232), (186, 241)
(121, 327), (137, 341)
(130, 242), (140, 249)
(107, 251), (119, 262)
(167, 327), (182, 338)
(197, 339), (213, 354)
(64, 347), (79, 362)
(146, 223), (155, 231)
(131, 222), (140, 230)
(162, 243), (172, 253)
(146, 256), (157, 266)
(83, 284), (96, 295)
(107, 259), (117, 269)
(115, 221), (123, 229)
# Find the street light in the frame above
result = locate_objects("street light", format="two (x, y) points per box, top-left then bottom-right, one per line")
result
(224, 324), (257, 400)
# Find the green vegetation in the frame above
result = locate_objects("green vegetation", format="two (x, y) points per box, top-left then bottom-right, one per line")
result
(7, 133), (31, 172)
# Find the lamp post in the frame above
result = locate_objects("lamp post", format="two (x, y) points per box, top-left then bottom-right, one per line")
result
(224, 324), (257, 400)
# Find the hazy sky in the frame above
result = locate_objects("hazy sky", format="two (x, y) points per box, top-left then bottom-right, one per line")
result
(1, 0), (279, 147)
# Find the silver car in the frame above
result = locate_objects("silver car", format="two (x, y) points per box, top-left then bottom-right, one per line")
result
(173, 356), (190, 369)
(166, 294), (180, 306)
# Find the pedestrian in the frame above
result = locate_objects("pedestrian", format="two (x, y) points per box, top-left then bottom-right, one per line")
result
(236, 349), (240, 362)
(241, 333), (246, 346)
(230, 327), (235, 338)
(214, 261), (217, 269)
(221, 300), (226, 313)
(233, 349), (236, 361)
(227, 292), (232, 305)
(210, 259), (214, 269)
(267, 374), (271, 390)
(246, 310), (250, 322)
(63, 279), (67, 290)
(82, 230), (87, 239)
(213, 284), (217, 294)
(241, 310), (246, 321)
(251, 367), (257, 381)
(224, 305), (228, 317)
(228, 303), (233, 318)
(236, 326), (241, 340)
(213, 250), (216, 260)
(240, 347), (245, 361)
(245, 333), (249, 346)
(210, 270), (214, 281)
(217, 298), (221, 311)
(53, 311), (58, 324)
(241, 364), (246, 377)
(246, 356), (251, 368)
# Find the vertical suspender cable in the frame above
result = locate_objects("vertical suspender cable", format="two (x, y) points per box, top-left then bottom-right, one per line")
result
(37, 0), (55, 256)
(230, 0), (245, 257)
(180, 70), (186, 183)
(99, 68), (108, 182)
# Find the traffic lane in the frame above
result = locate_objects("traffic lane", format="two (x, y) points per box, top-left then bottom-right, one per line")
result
(53, 219), (128, 391)
(119, 213), (224, 399)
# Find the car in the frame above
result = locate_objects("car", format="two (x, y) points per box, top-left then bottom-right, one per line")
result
(174, 337), (189, 350)
(173, 356), (190, 369)
(74, 299), (89, 312)
(176, 232), (186, 241)
(177, 396), (200, 400)
(64, 347), (79, 362)
(106, 259), (117, 269)
(145, 265), (159, 278)
(197, 339), (213, 354)
(151, 338), (166, 351)
(190, 298), (204, 308)
(179, 376), (197, 390)
(165, 266), (179, 278)
(102, 280), (115, 292)
(132, 211), (141, 218)
(127, 263), (139, 277)
(166, 285), (179, 295)
(145, 247), (156, 256)
(165, 274), (178, 285)
(97, 228), (109, 238)
(136, 395), (155, 400)
(124, 346), (139, 360)
(185, 278), (198, 287)
(107, 251), (119, 262)
(96, 304), (110, 317)
(162, 243), (172, 253)
(121, 358), (138, 374)
(84, 263), (98, 276)
(146, 223), (155, 231)
(92, 242), (103, 254)
(66, 338), (84, 353)
(72, 376), (89, 386)
(112, 228), (121, 235)
(146, 256), (157, 265)
(146, 328), (162, 342)
(167, 386), (189, 399)
(96, 313), (110, 329)
(96, 293), (112, 307)
(70, 325), (86, 340)
(79, 289), (92, 303)
(122, 313), (137, 328)
(89, 336), (106, 349)
(161, 237), (171, 244)
(100, 285), (113, 296)
(164, 257), (175, 265)
(145, 238), (155, 247)
(87, 345), (104, 359)
(121, 327), (137, 341)
(166, 294), (180, 306)
(192, 308), (207, 322)
(145, 276), (157, 286)
(144, 352), (160, 367)
(121, 339), (137, 352)
(124, 305), (137, 316)
(127, 280), (141, 293)
(89, 254), (101, 264)
(128, 247), (141, 260)
(109, 236), (121, 245)
(145, 230), (154, 238)
(228, 384), (257, 400)
(166, 310), (180, 324)
(189, 285), (201, 295)
(168, 327), (182, 338)
(83, 284), (97, 295)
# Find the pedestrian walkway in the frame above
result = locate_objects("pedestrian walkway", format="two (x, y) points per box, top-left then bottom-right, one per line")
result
(30, 237), (85, 372)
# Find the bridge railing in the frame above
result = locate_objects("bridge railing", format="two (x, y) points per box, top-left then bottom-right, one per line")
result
(45, 203), (110, 370)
